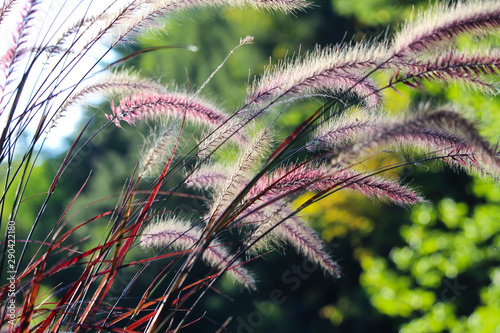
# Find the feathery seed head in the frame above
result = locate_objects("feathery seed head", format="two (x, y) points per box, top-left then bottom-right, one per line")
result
(392, 0), (500, 57)
(141, 217), (256, 289)
(56, 71), (167, 129)
(196, 114), (251, 159)
(307, 110), (380, 151)
(139, 122), (179, 178)
(108, 91), (229, 128)
(275, 216), (341, 277)
(244, 206), (341, 277)
(333, 108), (500, 177)
(248, 43), (386, 107)
(185, 164), (229, 191)
(101, 0), (309, 47)
(248, 163), (423, 206)
(389, 50), (500, 93)
(208, 128), (273, 219)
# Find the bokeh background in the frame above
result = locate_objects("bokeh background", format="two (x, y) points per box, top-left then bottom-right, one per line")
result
(3, 0), (500, 332)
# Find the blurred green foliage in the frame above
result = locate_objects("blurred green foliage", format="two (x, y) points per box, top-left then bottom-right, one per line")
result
(361, 185), (500, 332)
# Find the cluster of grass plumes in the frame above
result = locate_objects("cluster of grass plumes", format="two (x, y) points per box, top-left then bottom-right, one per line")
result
(1, 0), (500, 332)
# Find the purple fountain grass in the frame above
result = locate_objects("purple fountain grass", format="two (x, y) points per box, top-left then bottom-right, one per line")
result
(242, 201), (289, 249)
(390, 50), (500, 93)
(247, 163), (424, 206)
(139, 122), (179, 178)
(185, 165), (228, 190)
(412, 109), (500, 173)
(208, 128), (272, 221)
(241, 205), (340, 278)
(140, 217), (256, 290)
(108, 90), (230, 128)
(392, 0), (500, 58)
(307, 111), (379, 151)
(274, 214), (340, 277)
(311, 110), (475, 164)
(0, 0), (37, 107)
(61, 71), (168, 112)
(333, 109), (500, 176)
(53, 71), (168, 129)
(248, 43), (385, 108)
(52, 0), (280, 56)
(96, 0), (309, 47)
(196, 116), (248, 158)
(3, 0), (500, 331)
(0, 1), (16, 22)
